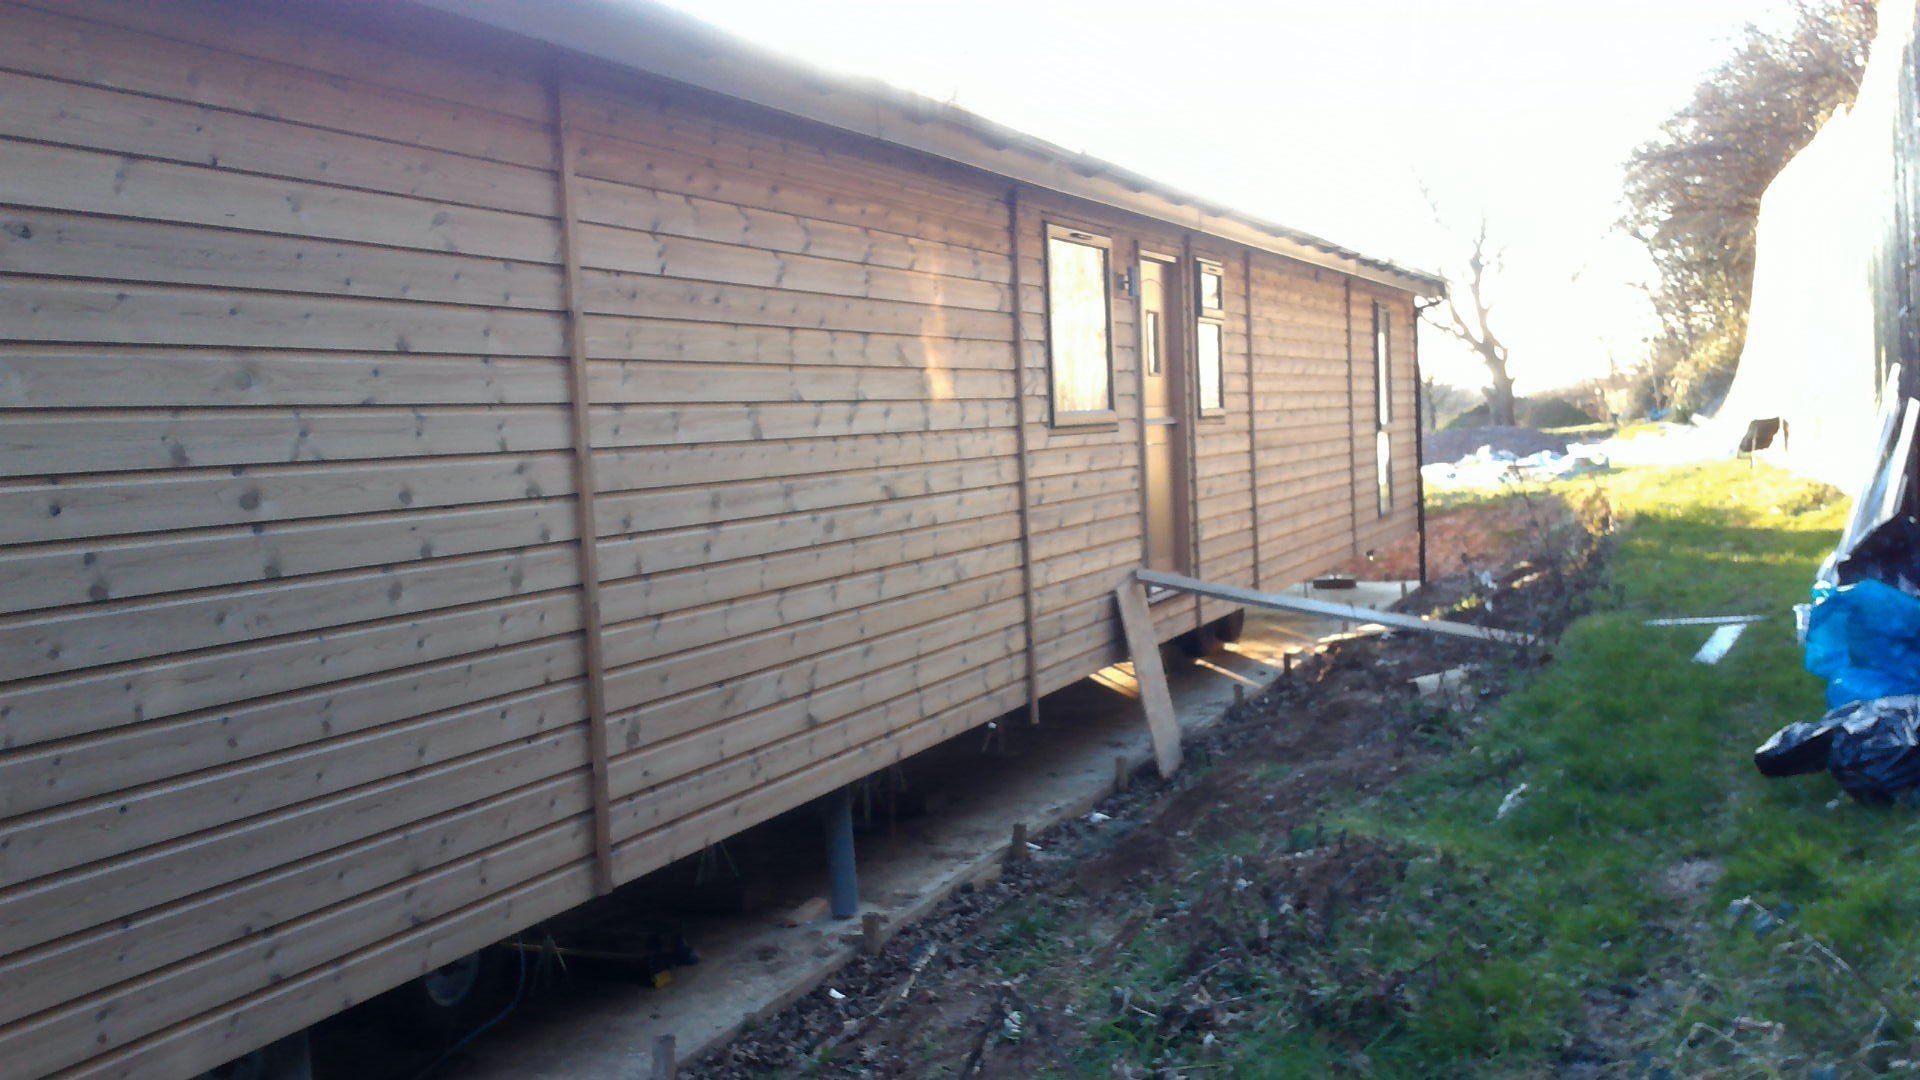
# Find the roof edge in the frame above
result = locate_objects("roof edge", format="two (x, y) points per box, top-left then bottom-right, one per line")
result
(414, 0), (1446, 296)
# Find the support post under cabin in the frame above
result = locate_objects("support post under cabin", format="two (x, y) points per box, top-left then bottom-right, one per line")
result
(823, 786), (859, 919)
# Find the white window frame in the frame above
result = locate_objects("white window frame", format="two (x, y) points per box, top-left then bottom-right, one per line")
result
(1043, 224), (1117, 426)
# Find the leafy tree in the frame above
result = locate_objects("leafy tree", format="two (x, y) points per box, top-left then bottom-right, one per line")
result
(1620, 0), (1875, 413)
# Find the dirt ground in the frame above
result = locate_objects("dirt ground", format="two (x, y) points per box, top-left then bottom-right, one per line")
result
(1334, 487), (1587, 583)
(693, 492), (1604, 1078)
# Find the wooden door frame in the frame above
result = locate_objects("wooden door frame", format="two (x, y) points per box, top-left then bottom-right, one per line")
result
(1134, 247), (1193, 589)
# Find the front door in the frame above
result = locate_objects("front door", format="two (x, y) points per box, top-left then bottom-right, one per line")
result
(1138, 257), (1189, 579)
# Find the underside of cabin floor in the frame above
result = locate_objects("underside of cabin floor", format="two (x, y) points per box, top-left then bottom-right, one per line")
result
(303, 589), (1413, 1079)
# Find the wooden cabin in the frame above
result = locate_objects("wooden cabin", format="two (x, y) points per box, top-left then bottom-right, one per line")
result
(0, 1), (1441, 1075)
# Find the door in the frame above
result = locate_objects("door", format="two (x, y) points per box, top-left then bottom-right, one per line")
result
(1138, 257), (1189, 580)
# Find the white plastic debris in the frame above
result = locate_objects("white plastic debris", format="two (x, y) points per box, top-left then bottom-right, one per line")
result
(1693, 623), (1747, 665)
(1495, 782), (1530, 821)
(1411, 666), (1474, 700)
(1420, 440), (1611, 490)
(1086, 811), (1112, 824)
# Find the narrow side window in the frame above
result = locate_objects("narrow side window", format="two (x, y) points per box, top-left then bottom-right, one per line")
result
(1197, 321), (1224, 413)
(1375, 301), (1392, 428)
(1374, 301), (1393, 515)
(1044, 226), (1115, 423)
(1196, 261), (1226, 414)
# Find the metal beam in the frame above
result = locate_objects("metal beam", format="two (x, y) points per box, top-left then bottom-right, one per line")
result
(1133, 569), (1537, 647)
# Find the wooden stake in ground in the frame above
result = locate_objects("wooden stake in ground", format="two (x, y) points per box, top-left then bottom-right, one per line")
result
(1113, 575), (1182, 778)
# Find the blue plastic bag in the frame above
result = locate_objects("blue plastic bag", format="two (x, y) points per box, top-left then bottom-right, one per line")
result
(1804, 579), (1920, 708)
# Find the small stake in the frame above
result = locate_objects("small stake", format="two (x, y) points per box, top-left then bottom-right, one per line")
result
(651, 1034), (676, 1079)
(1008, 822), (1028, 864)
(1283, 653), (1295, 678)
(1114, 755), (1130, 793)
(1233, 683), (1246, 706)
(862, 912), (884, 956)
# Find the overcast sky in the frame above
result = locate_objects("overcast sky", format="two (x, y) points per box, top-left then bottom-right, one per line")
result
(654, 0), (1804, 395)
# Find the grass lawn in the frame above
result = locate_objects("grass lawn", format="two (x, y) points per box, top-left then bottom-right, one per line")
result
(1313, 460), (1916, 1076)
(1025, 461), (1909, 1076)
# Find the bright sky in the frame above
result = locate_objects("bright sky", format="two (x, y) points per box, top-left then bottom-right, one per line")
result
(654, 0), (1801, 395)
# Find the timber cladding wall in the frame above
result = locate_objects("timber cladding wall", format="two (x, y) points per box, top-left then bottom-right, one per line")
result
(1350, 284), (1422, 561)
(0, 5), (598, 1079)
(1246, 259), (1421, 586)
(559, 75), (1034, 882)
(0, 2), (1422, 1076)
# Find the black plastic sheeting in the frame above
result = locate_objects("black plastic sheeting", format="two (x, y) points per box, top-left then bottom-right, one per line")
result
(1756, 696), (1920, 805)
(1756, 376), (1920, 802)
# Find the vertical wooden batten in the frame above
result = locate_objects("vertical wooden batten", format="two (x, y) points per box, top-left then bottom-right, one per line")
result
(1131, 237), (1153, 577)
(1181, 233), (1202, 632)
(1411, 303), (1430, 584)
(1004, 187), (1042, 725)
(550, 72), (617, 895)
(1343, 277), (1360, 557)
(1243, 249), (1263, 589)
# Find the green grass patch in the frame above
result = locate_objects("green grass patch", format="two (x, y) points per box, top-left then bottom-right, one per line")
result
(1541, 421), (1617, 439)
(942, 462), (1900, 1078)
(1330, 461), (1916, 1075)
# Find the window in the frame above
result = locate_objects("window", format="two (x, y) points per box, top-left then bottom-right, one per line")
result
(1373, 302), (1393, 515)
(1196, 321), (1224, 412)
(1195, 261), (1226, 415)
(1044, 226), (1114, 422)
(1374, 302), (1392, 428)
(1197, 263), (1225, 317)
(1377, 430), (1393, 517)
(1144, 311), (1161, 376)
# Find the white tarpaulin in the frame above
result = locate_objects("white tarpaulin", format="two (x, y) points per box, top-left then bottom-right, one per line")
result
(1711, 0), (1915, 489)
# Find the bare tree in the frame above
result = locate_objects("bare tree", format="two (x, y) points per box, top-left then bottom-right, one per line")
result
(1423, 216), (1517, 427)
(1419, 376), (1476, 431)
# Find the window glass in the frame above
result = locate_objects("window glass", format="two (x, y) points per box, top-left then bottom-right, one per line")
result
(1046, 234), (1112, 416)
(1144, 311), (1161, 376)
(1377, 428), (1393, 515)
(1197, 320), (1224, 412)
(1198, 265), (1224, 314)
(1374, 303), (1393, 515)
(1375, 303), (1392, 427)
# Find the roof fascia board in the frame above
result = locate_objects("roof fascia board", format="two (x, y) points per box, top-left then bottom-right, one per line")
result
(414, 0), (1444, 296)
